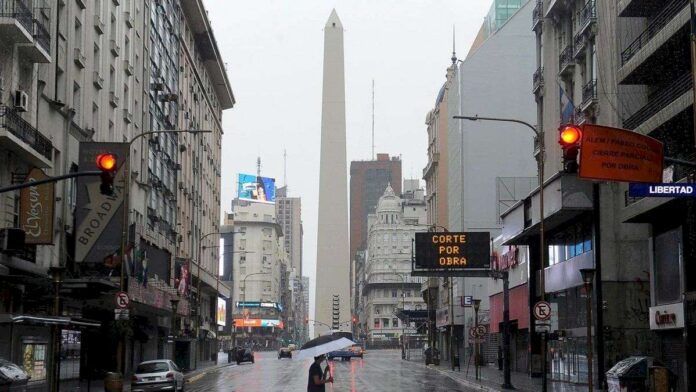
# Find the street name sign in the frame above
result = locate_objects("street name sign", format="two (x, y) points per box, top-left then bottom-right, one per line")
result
(628, 183), (696, 198)
(414, 232), (490, 269)
(533, 301), (552, 321)
(578, 125), (664, 183)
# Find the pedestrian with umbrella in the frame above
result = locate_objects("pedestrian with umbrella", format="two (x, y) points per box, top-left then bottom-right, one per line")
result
(294, 334), (356, 391)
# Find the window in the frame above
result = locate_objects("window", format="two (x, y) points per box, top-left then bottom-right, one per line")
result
(391, 290), (397, 298)
(22, 342), (47, 381)
(239, 239), (246, 250)
(374, 319), (380, 328)
(383, 319), (389, 328)
(392, 318), (399, 327)
(654, 226), (682, 305)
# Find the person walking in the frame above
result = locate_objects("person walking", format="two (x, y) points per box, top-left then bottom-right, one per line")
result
(307, 354), (333, 391)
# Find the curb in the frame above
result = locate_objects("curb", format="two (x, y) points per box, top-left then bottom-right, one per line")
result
(421, 362), (500, 392)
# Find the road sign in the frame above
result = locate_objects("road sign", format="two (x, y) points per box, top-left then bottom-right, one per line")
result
(461, 295), (473, 307)
(578, 125), (664, 183)
(115, 291), (130, 309)
(475, 325), (488, 337)
(114, 308), (129, 320)
(414, 232), (491, 269)
(535, 322), (551, 333)
(533, 301), (552, 321)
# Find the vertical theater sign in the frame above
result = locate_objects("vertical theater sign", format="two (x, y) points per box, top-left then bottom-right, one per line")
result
(19, 168), (55, 244)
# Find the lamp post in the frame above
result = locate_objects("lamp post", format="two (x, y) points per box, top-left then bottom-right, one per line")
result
(473, 299), (481, 381)
(384, 269), (407, 359)
(580, 268), (595, 392)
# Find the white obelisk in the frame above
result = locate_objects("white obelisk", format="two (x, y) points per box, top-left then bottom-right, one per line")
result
(315, 9), (350, 337)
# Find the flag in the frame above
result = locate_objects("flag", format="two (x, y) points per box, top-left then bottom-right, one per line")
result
(124, 244), (135, 276)
(559, 83), (575, 124)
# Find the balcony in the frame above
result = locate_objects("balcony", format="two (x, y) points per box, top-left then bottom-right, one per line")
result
(18, 15), (50, 63)
(93, 71), (104, 89)
(573, 32), (587, 59)
(110, 39), (120, 56)
(532, 67), (544, 95)
(574, 107), (587, 125)
(109, 91), (120, 107)
(577, 0), (596, 36)
(580, 79), (597, 111)
(124, 60), (134, 76)
(559, 44), (574, 76)
(94, 14), (104, 34)
(0, 105), (53, 167)
(0, 0), (33, 43)
(124, 11), (134, 28)
(622, 73), (692, 130)
(73, 48), (86, 68)
(123, 109), (133, 124)
(532, 1), (543, 31)
(620, 0), (688, 66)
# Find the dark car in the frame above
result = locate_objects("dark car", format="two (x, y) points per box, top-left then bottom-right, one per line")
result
(236, 348), (254, 365)
(278, 348), (292, 359)
(0, 359), (29, 392)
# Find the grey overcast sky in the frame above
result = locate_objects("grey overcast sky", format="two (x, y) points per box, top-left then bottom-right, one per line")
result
(208, 0), (494, 321)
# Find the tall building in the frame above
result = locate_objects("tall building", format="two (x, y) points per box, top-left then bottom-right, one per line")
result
(349, 154), (402, 318)
(360, 185), (428, 343)
(500, 0), (655, 388)
(276, 186), (302, 276)
(315, 9), (350, 336)
(0, 0), (233, 380)
(228, 199), (286, 349)
(615, 0), (696, 387)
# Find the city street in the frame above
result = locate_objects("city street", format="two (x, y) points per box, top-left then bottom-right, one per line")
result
(185, 350), (474, 391)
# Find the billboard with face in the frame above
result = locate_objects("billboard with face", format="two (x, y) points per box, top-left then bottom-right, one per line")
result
(237, 174), (276, 203)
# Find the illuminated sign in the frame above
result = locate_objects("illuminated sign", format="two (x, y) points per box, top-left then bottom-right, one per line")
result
(216, 298), (226, 326)
(629, 183), (696, 198)
(414, 232), (490, 269)
(235, 301), (282, 311)
(237, 173), (276, 203)
(233, 318), (284, 329)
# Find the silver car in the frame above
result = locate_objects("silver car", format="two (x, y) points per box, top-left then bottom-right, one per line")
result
(131, 360), (185, 392)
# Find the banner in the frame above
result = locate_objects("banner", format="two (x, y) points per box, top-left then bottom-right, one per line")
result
(175, 257), (191, 297)
(217, 297), (227, 326)
(19, 168), (55, 244)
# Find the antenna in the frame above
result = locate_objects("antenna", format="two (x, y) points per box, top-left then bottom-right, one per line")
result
(257, 156), (261, 178)
(283, 149), (287, 187)
(451, 25), (457, 64)
(371, 79), (375, 160)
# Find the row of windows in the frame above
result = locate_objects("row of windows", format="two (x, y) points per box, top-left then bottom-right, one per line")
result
(547, 218), (593, 266)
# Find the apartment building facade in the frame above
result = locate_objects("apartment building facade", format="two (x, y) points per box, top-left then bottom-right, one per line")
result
(0, 0), (233, 383)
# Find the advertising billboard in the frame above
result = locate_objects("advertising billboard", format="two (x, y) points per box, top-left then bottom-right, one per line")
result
(175, 258), (190, 297)
(233, 319), (284, 329)
(237, 173), (276, 203)
(414, 232), (491, 269)
(216, 297), (227, 326)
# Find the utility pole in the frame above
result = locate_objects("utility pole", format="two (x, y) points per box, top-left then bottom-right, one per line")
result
(371, 79), (375, 159)
(691, 0), (696, 147)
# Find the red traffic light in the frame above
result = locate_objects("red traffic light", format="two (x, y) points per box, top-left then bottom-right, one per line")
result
(96, 153), (117, 171)
(559, 125), (582, 146)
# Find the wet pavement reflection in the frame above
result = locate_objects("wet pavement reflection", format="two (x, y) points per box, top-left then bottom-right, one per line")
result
(186, 349), (476, 391)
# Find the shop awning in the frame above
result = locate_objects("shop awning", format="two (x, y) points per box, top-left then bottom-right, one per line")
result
(395, 309), (429, 323)
(0, 314), (101, 328)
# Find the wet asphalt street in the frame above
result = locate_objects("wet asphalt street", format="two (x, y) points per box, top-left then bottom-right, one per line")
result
(185, 349), (475, 392)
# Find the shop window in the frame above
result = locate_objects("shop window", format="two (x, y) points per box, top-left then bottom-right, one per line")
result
(653, 226), (682, 305)
(22, 342), (47, 382)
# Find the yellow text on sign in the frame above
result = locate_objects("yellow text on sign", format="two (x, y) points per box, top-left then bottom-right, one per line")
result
(431, 234), (468, 266)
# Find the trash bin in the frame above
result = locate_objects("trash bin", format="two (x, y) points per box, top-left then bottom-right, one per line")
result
(606, 356), (661, 392)
(103, 372), (123, 392)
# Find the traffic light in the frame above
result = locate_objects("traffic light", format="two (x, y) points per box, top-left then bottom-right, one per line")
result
(96, 153), (118, 195)
(558, 125), (582, 173)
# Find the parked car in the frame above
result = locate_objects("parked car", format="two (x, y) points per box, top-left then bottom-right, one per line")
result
(278, 348), (292, 359)
(0, 359), (29, 392)
(328, 346), (362, 361)
(131, 360), (185, 392)
(236, 348), (255, 365)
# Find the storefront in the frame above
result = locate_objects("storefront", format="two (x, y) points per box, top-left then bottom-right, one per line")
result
(490, 284), (529, 372)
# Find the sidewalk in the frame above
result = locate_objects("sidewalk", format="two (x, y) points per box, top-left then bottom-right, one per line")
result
(56, 353), (235, 391)
(427, 360), (587, 392)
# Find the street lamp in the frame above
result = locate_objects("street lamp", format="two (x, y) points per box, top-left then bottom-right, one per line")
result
(580, 268), (596, 392)
(472, 299), (481, 381)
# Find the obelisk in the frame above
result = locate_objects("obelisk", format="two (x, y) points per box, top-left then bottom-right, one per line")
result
(315, 9), (350, 337)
